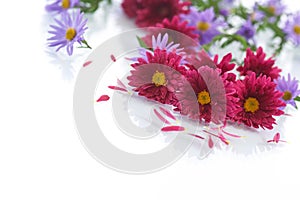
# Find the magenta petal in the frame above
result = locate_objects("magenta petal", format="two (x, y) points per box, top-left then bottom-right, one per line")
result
(83, 61), (92, 67)
(159, 107), (177, 120)
(96, 95), (110, 102)
(161, 126), (185, 132)
(154, 109), (171, 124)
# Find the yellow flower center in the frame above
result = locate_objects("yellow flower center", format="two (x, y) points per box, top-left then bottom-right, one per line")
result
(197, 22), (210, 32)
(65, 28), (76, 41)
(293, 25), (300, 35)
(268, 6), (276, 15)
(152, 71), (166, 86)
(244, 97), (260, 113)
(62, 0), (70, 9)
(283, 91), (292, 101)
(197, 90), (211, 105)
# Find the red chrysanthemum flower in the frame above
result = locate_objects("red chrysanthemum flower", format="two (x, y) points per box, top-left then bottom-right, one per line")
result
(155, 16), (199, 40)
(213, 53), (237, 82)
(135, 0), (191, 27)
(233, 72), (285, 129)
(175, 66), (238, 124)
(237, 47), (281, 80)
(121, 0), (143, 18)
(127, 49), (186, 105)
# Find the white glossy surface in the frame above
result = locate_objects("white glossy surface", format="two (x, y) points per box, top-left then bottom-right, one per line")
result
(0, 0), (300, 199)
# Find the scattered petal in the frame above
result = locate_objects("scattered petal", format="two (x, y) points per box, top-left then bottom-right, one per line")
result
(108, 86), (128, 92)
(154, 109), (171, 124)
(273, 132), (280, 143)
(96, 95), (110, 102)
(188, 133), (205, 140)
(117, 78), (127, 89)
(83, 61), (92, 67)
(222, 130), (243, 138)
(111, 54), (116, 62)
(161, 126), (185, 132)
(208, 136), (214, 148)
(159, 107), (177, 120)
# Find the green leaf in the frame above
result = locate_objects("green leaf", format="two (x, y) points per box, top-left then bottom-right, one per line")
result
(136, 36), (149, 49)
(294, 96), (300, 102)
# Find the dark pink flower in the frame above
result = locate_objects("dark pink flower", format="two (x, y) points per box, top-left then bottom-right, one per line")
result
(233, 72), (285, 129)
(121, 0), (143, 18)
(127, 49), (186, 105)
(213, 53), (237, 82)
(135, 0), (190, 27)
(175, 66), (238, 124)
(237, 47), (281, 80)
(155, 16), (199, 40)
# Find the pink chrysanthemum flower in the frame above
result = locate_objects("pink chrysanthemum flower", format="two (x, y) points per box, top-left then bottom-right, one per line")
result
(155, 16), (199, 40)
(121, 0), (143, 18)
(233, 72), (285, 129)
(127, 49), (186, 105)
(175, 66), (238, 124)
(135, 0), (190, 27)
(213, 53), (237, 82)
(237, 47), (281, 80)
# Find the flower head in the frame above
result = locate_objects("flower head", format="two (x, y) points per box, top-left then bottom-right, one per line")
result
(127, 49), (186, 105)
(237, 47), (281, 80)
(176, 66), (237, 123)
(275, 74), (300, 108)
(237, 19), (255, 41)
(121, 0), (144, 18)
(233, 72), (285, 129)
(135, 0), (190, 27)
(263, 0), (286, 16)
(46, 0), (79, 13)
(155, 16), (199, 40)
(182, 7), (225, 45)
(213, 53), (236, 82)
(47, 10), (88, 56)
(284, 12), (300, 46)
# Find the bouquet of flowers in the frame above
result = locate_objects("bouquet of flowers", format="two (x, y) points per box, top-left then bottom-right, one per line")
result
(46, 0), (300, 153)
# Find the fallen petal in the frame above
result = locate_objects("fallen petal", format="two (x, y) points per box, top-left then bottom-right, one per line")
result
(273, 133), (280, 143)
(208, 136), (214, 148)
(188, 133), (205, 140)
(111, 54), (116, 62)
(96, 95), (110, 102)
(108, 86), (128, 92)
(154, 109), (171, 124)
(161, 126), (185, 132)
(159, 107), (177, 120)
(83, 61), (92, 67)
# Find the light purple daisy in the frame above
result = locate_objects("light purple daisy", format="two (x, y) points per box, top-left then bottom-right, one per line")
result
(46, 0), (79, 13)
(263, 0), (286, 16)
(275, 74), (300, 108)
(237, 19), (255, 41)
(251, 3), (265, 22)
(182, 7), (225, 45)
(219, 0), (235, 17)
(48, 10), (88, 56)
(284, 12), (300, 46)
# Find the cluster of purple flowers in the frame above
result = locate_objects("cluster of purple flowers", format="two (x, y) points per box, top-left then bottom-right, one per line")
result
(46, 0), (88, 55)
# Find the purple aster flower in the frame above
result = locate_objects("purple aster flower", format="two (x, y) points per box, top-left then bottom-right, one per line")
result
(237, 19), (255, 41)
(284, 12), (300, 46)
(47, 10), (88, 56)
(129, 33), (184, 62)
(182, 7), (225, 45)
(263, 0), (286, 16)
(46, 0), (79, 13)
(251, 3), (265, 22)
(219, 0), (235, 17)
(275, 74), (300, 108)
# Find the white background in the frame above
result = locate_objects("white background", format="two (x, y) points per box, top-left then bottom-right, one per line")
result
(1, 0), (300, 199)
